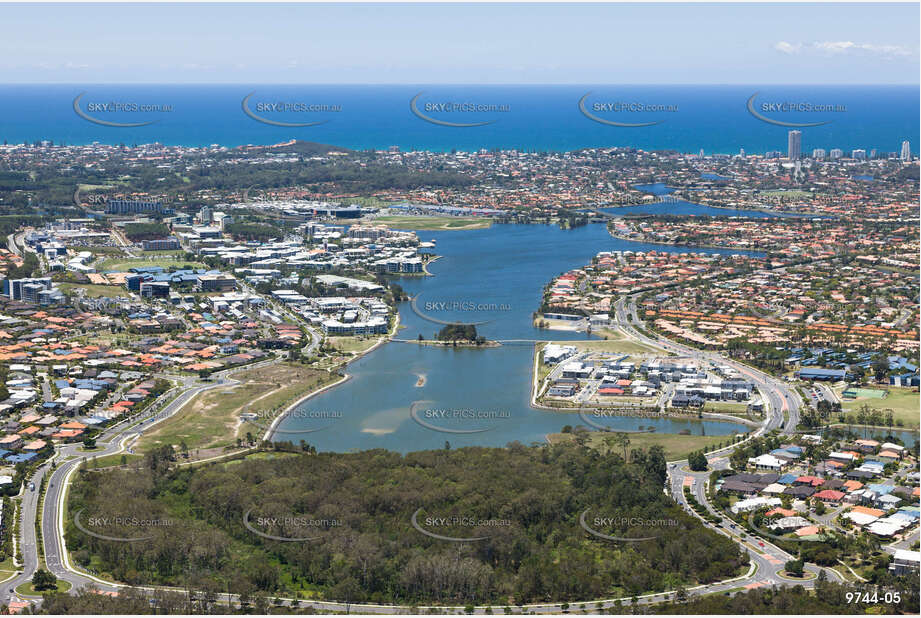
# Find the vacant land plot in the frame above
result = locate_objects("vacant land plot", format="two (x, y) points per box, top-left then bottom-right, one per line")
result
(135, 363), (336, 455)
(326, 335), (380, 355)
(703, 401), (755, 415)
(562, 331), (663, 356)
(374, 215), (491, 230)
(547, 430), (729, 460)
(761, 189), (812, 200)
(96, 257), (206, 272)
(58, 283), (130, 298)
(84, 246), (125, 256)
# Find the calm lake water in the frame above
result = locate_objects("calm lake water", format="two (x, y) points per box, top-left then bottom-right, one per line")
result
(276, 212), (758, 452)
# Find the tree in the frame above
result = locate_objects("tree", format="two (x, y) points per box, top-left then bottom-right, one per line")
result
(785, 558), (804, 577)
(688, 451), (708, 471)
(613, 432), (631, 462)
(32, 568), (57, 591)
(871, 356), (889, 382)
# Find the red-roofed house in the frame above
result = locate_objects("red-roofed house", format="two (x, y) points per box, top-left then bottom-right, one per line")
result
(813, 489), (845, 503)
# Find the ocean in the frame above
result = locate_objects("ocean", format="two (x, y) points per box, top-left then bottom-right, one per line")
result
(0, 84), (916, 154)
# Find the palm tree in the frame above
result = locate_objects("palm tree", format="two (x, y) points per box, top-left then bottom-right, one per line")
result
(614, 432), (631, 462)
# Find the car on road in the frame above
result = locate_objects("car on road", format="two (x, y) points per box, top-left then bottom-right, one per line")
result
(28, 482), (35, 491)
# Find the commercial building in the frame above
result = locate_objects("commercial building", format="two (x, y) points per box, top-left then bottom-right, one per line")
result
(139, 281), (171, 298)
(106, 199), (166, 215)
(797, 368), (848, 381)
(142, 237), (180, 251)
(197, 274), (237, 292)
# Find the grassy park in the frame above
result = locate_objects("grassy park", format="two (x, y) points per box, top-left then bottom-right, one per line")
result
(836, 386), (920, 429)
(135, 363), (337, 455)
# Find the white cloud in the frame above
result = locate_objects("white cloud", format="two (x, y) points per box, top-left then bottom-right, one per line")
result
(774, 40), (914, 58)
(774, 41), (802, 55)
(812, 41), (913, 57)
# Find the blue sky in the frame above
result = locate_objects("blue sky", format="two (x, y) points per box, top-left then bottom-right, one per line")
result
(1, 2), (918, 83)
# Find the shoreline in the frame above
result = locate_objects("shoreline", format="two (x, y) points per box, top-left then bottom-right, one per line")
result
(604, 196), (828, 218)
(264, 312), (401, 441)
(422, 254), (441, 276)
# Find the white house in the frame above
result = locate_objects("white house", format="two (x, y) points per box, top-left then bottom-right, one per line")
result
(748, 454), (786, 471)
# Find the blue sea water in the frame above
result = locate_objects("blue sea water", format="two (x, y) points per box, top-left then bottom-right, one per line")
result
(0, 84), (916, 154)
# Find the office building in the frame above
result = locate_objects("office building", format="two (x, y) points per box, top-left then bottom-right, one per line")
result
(812, 148), (826, 160)
(901, 140), (911, 161)
(829, 148), (844, 160)
(139, 281), (171, 298)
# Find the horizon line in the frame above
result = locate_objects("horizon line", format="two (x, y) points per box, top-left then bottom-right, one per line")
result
(1, 82), (919, 87)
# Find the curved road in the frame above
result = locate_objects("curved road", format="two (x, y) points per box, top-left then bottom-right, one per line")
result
(11, 295), (819, 612)
(5, 358), (281, 606)
(614, 296), (801, 433)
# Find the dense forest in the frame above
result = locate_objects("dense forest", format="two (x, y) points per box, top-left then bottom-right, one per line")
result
(435, 323), (481, 342)
(224, 222), (286, 242)
(66, 443), (746, 606)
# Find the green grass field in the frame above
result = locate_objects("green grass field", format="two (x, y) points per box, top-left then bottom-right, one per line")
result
(58, 282), (130, 298)
(0, 556), (18, 584)
(95, 257), (206, 272)
(326, 335), (382, 355)
(374, 215), (492, 230)
(838, 387), (920, 429)
(703, 401), (754, 414)
(547, 431), (731, 460)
